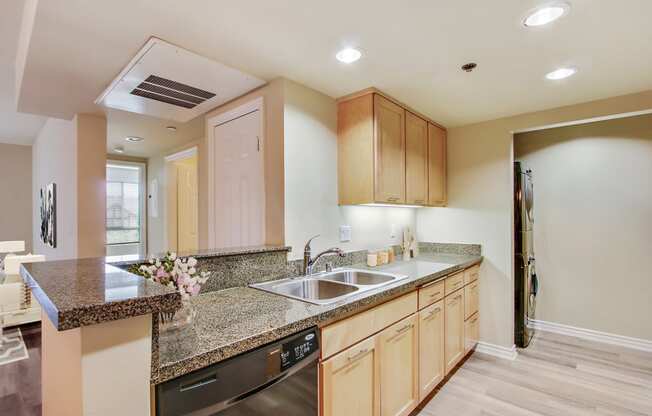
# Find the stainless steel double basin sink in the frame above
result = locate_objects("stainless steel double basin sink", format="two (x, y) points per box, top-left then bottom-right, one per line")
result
(250, 269), (408, 305)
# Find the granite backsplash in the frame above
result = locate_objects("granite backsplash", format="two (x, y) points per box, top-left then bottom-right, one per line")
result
(113, 242), (480, 295)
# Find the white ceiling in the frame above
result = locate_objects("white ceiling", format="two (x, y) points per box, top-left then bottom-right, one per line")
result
(0, 0), (46, 145)
(106, 109), (204, 158)
(13, 0), (652, 128)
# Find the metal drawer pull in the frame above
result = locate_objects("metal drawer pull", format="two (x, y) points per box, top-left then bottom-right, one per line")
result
(471, 317), (478, 324)
(347, 348), (369, 362)
(450, 281), (461, 288)
(387, 197), (400, 202)
(396, 323), (414, 334)
(426, 307), (441, 319)
(429, 291), (442, 298)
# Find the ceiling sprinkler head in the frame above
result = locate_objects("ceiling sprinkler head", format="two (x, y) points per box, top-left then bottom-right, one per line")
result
(461, 62), (477, 72)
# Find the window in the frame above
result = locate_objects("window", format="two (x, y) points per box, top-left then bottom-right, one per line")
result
(106, 162), (146, 256)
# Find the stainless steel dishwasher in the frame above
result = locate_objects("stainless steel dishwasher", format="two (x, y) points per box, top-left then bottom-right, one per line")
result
(155, 327), (319, 416)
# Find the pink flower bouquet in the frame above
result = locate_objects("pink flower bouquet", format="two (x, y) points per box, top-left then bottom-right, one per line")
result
(130, 252), (210, 299)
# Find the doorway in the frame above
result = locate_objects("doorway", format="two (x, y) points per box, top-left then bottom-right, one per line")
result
(165, 147), (199, 253)
(207, 98), (266, 248)
(106, 161), (147, 257)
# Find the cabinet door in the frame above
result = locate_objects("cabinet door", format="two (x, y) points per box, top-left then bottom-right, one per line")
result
(444, 290), (465, 374)
(428, 123), (447, 206)
(321, 336), (380, 416)
(418, 300), (445, 402)
(405, 112), (428, 205)
(374, 94), (406, 203)
(465, 313), (480, 353)
(464, 280), (479, 320)
(379, 314), (418, 416)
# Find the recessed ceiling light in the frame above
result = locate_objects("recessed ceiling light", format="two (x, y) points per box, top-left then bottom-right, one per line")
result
(125, 136), (144, 142)
(545, 67), (577, 80)
(523, 3), (570, 27)
(336, 48), (362, 64)
(113, 146), (125, 154)
(166, 126), (177, 132)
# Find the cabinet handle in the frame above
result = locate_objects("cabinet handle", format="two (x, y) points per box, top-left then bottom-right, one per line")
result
(429, 291), (442, 298)
(396, 323), (414, 335)
(387, 197), (400, 202)
(426, 307), (441, 319)
(448, 294), (462, 305)
(347, 348), (369, 362)
(451, 281), (461, 288)
(414, 199), (424, 204)
(471, 317), (478, 324)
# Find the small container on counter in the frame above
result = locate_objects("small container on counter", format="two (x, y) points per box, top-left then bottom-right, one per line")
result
(387, 247), (395, 263)
(378, 250), (389, 265)
(367, 252), (378, 267)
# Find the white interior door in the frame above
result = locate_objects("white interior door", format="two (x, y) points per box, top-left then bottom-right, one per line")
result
(211, 109), (265, 248)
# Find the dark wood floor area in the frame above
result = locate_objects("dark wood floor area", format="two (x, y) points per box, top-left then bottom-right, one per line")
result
(0, 323), (41, 416)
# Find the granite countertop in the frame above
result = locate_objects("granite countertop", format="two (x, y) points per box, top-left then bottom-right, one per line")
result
(20, 258), (182, 331)
(106, 244), (290, 267)
(154, 252), (482, 384)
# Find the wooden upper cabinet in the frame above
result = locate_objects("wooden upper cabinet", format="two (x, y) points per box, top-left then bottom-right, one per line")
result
(405, 112), (428, 205)
(338, 93), (375, 205)
(428, 123), (447, 206)
(373, 94), (406, 203)
(337, 88), (446, 206)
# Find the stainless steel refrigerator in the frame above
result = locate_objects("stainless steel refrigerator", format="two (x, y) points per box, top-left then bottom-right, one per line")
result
(514, 161), (538, 348)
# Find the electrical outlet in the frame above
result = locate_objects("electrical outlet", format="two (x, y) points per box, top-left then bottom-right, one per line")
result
(339, 225), (352, 242)
(390, 224), (398, 239)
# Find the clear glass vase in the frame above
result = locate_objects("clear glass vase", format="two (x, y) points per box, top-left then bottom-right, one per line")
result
(159, 298), (196, 334)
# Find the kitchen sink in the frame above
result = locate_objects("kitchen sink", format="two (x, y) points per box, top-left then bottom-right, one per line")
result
(250, 268), (408, 305)
(319, 270), (397, 286)
(271, 279), (359, 301)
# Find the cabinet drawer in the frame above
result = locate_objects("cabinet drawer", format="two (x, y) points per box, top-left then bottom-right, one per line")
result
(418, 279), (445, 310)
(321, 291), (418, 359)
(444, 272), (464, 296)
(464, 312), (479, 353)
(464, 280), (479, 320)
(464, 265), (479, 285)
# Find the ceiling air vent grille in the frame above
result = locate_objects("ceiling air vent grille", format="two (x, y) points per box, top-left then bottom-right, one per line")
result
(130, 75), (216, 109)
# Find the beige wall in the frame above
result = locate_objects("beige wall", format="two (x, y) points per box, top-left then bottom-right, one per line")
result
(75, 114), (107, 258)
(0, 143), (33, 251)
(32, 115), (106, 260)
(203, 79), (286, 248)
(514, 114), (652, 341)
(32, 118), (77, 260)
(417, 90), (652, 348)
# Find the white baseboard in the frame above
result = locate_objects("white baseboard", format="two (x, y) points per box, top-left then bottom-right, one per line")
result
(528, 319), (652, 353)
(475, 341), (518, 360)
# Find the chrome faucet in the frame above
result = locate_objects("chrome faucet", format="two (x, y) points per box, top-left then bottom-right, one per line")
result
(303, 235), (345, 276)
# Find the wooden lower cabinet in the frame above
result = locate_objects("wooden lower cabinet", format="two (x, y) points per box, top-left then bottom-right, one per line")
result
(444, 289), (465, 374)
(321, 336), (380, 416)
(465, 312), (480, 353)
(379, 314), (419, 416)
(418, 300), (444, 402)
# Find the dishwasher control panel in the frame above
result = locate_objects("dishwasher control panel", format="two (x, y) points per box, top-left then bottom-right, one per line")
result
(267, 329), (319, 378)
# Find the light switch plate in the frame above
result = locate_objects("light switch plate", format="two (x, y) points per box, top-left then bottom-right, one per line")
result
(339, 225), (352, 242)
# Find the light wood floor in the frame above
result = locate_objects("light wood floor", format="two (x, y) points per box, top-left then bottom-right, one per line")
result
(416, 331), (652, 416)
